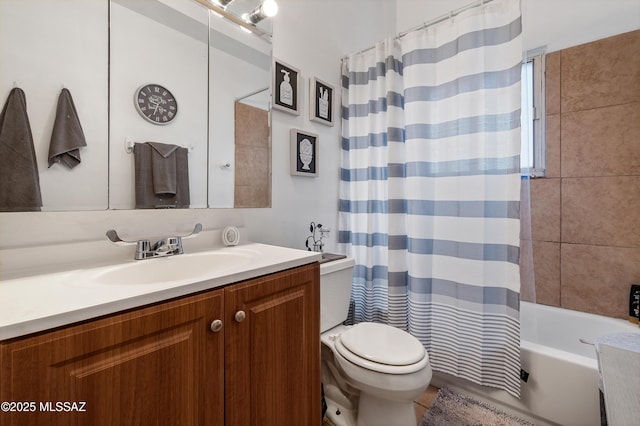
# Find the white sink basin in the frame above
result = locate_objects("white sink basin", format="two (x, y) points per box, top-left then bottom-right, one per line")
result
(0, 242), (322, 341)
(87, 250), (254, 285)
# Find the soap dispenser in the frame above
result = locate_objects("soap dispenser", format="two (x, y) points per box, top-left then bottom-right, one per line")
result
(280, 69), (293, 106)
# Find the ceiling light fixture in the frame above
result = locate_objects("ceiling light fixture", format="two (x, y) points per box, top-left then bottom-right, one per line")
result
(242, 0), (278, 25)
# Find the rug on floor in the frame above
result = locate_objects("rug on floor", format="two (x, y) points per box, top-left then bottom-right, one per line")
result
(421, 387), (533, 426)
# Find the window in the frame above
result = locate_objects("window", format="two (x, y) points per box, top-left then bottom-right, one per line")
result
(520, 49), (546, 177)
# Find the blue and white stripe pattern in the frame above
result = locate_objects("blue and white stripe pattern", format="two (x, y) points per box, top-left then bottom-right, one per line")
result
(339, 0), (523, 397)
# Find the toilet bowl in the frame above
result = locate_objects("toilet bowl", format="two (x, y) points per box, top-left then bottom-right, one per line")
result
(320, 257), (432, 426)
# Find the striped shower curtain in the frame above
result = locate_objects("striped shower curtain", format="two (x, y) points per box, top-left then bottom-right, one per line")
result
(339, 0), (523, 397)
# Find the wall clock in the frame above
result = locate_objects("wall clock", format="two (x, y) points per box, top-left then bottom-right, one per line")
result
(134, 83), (178, 125)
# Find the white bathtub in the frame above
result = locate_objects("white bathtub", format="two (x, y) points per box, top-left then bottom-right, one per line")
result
(431, 301), (640, 426)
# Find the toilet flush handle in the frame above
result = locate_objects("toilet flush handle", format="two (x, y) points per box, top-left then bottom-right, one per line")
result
(234, 310), (246, 323)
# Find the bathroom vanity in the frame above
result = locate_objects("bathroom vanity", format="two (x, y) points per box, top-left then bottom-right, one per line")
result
(0, 243), (321, 426)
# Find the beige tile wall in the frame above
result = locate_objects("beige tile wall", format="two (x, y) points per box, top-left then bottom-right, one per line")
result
(524, 29), (640, 320)
(234, 102), (271, 208)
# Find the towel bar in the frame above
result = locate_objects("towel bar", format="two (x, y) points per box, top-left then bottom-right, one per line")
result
(124, 138), (194, 154)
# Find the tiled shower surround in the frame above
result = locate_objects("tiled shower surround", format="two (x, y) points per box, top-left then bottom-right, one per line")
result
(234, 102), (271, 207)
(522, 29), (640, 320)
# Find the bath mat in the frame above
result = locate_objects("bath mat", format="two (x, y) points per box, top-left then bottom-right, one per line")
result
(421, 387), (533, 426)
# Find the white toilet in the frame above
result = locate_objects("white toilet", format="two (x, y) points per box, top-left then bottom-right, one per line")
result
(320, 257), (433, 426)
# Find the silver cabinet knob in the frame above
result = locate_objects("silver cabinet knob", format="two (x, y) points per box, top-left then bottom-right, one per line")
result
(210, 319), (223, 332)
(234, 310), (246, 323)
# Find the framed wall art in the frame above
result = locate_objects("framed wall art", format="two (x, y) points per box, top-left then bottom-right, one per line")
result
(273, 59), (300, 115)
(290, 129), (318, 177)
(309, 77), (334, 126)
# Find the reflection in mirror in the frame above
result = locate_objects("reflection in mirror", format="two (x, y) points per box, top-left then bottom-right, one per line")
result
(207, 11), (271, 208)
(234, 88), (271, 208)
(0, 0), (109, 211)
(109, 0), (209, 209)
(0, 0), (274, 211)
(108, 0), (273, 210)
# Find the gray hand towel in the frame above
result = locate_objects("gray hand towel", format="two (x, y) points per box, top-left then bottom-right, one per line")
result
(0, 88), (42, 212)
(48, 88), (87, 169)
(133, 142), (190, 209)
(148, 141), (178, 195)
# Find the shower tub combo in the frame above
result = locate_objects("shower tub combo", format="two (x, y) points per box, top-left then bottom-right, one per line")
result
(431, 301), (640, 426)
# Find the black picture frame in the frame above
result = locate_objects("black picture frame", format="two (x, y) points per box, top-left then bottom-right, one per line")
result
(309, 77), (334, 126)
(273, 59), (300, 115)
(290, 129), (318, 177)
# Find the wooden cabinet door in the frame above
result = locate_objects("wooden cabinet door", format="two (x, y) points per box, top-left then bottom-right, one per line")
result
(0, 290), (225, 426)
(224, 263), (320, 426)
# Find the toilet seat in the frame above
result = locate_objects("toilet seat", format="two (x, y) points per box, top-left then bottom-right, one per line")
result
(334, 322), (428, 374)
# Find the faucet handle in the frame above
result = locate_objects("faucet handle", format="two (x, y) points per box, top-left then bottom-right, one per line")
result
(181, 223), (203, 240)
(137, 240), (151, 253)
(106, 229), (143, 246)
(170, 224), (202, 254)
(107, 229), (152, 259)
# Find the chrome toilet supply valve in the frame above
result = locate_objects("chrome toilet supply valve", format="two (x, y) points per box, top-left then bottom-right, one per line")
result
(305, 221), (330, 253)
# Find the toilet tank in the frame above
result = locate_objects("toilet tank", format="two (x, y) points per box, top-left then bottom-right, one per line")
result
(320, 256), (355, 333)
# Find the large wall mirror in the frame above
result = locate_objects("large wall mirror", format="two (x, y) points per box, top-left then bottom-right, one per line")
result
(0, 0), (272, 212)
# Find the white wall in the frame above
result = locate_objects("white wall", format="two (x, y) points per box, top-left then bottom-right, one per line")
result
(109, 0), (209, 209)
(241, 0), (396, 252)
(0, 0), (109, 211)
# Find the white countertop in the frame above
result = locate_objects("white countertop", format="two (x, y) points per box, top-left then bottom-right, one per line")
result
(0, 243), (321, 341)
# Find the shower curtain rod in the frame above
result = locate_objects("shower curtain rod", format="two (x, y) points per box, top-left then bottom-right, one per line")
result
(342, 0), (495, 59)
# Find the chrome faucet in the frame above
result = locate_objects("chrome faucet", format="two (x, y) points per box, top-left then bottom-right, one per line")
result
(106, 224), (202, 260)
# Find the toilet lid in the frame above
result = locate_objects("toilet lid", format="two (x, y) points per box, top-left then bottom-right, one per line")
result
(338, 322), (426, 367)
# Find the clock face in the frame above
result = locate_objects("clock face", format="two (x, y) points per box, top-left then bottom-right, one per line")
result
(134, 84), (178, 125)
